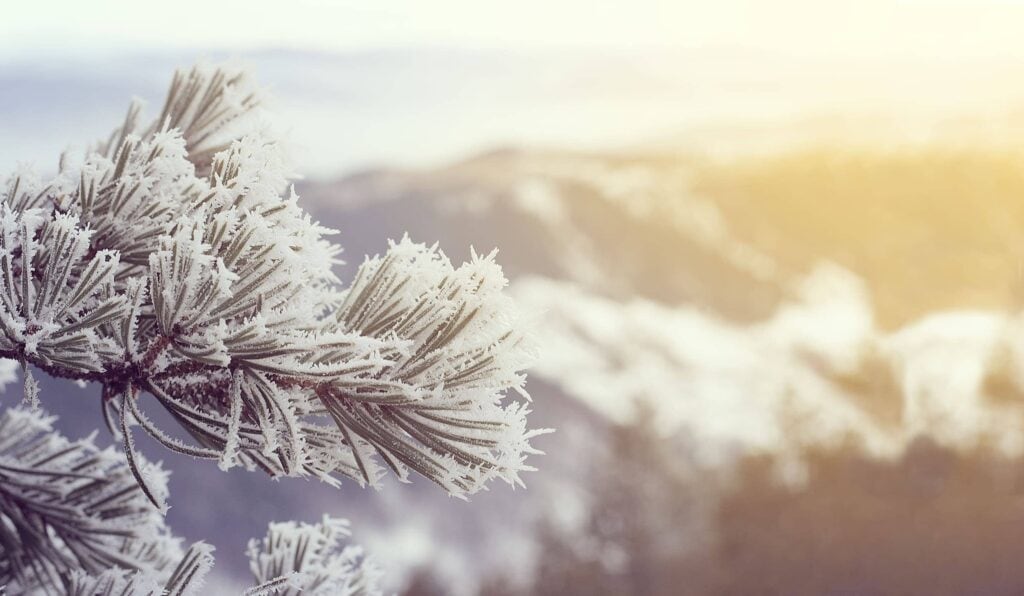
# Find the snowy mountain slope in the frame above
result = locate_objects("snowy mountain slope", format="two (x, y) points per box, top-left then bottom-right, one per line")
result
(516, 272), (1024, 468)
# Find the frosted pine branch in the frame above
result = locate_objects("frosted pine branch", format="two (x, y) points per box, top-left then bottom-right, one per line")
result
(329, 237), (547, 494)
(68, 516), (381, 596)
(245, 515), (382, 596)
(0, 408), (181, 594)
(0, 63), (543, 500)
(67, 542), (216, 596)
(0, 406), (381, 596)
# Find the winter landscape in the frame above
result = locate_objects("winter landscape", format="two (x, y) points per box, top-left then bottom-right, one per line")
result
(6, 2), (1024, 594)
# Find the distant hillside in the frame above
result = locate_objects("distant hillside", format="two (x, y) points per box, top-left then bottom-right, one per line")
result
(301, 148), (785, 323)
(694, 148), (1024, 328)
(305, 146), (1024, 329)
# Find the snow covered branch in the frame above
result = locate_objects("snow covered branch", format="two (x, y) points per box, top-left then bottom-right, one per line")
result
(246, 515), (382, 596)
(0, 407), (380, 596)
(0, 407), (180, 594)
(0, 63), (543, 501)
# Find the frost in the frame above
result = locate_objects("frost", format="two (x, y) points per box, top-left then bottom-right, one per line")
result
(246, 515), (383, 596)
(0, 409), (378, 596)
(67, 542), (215, 596)
(0, 407), (183, 594)
(21, 365), (39, 410)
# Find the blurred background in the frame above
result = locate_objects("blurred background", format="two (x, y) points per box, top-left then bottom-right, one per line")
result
(7, 1), (1024, 594)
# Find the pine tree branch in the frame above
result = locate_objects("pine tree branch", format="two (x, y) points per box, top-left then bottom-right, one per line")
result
(0, 63), (545, 502)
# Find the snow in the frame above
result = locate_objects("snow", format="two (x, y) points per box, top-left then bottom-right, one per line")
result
(514, 261), (1024, 468)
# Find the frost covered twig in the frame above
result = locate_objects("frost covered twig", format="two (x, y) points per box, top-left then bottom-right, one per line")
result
(0, 407), (180, 594)
(246, 515), (382, 596)
(0, 63), (543, 500)
(0, 407), (379, 596)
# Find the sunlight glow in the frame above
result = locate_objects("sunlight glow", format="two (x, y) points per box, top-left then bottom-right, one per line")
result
(3, 0), (1024, 58)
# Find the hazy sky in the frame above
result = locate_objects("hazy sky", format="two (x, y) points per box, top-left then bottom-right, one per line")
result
(3, 0), (1024, 59)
